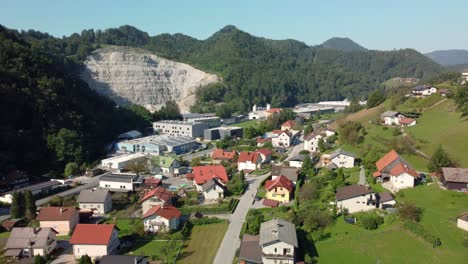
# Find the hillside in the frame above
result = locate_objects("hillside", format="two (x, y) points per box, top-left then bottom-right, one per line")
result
(81, 46), (220, 112)
(320, 37), (367, 52)
(425, 49), (468, 66)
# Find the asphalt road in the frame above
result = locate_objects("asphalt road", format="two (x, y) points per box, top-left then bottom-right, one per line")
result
(181, 147), (214, 161)
(213, 172), (270, 264)
(35, 180), (99, 206)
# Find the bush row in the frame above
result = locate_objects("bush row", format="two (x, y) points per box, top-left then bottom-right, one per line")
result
(190, 217), (227, 225)
(180, 199), (239, 214)
(403, 220), (441, 247)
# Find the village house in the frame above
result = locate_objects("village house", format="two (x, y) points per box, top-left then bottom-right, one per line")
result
(142, 204), (181, 233)
(326, 148), (356, 169)
(303, 132), (324, 153)
(462, 70), (468, 84)
(70, 224), (120, 259)
(139, 187), (176, 214)
(280, 120), (295, 131)
(238, 151), (263, 172)
(265, 175), (293, 204)
(77, 189), (112, 214)
(399, 117), (417, 127)
(271, 130), (293, 148)
(271, 165), (299, 185)
(99, 173), (143, 192)
(239, 218), (298, 264)
(265, 108), (282, 118)
(456, 212), (468, 231)
(101, 255), (148, 264)
(380, 111), (406, 126)
(150, 156), (180, 173)
(5, 227), (58, 258)
(257, 148), (272, 164)
(288, 155), (307, 169)
(142, 177), (162, 189)
(412, 85), (437, 97)
(201, 179), (225, 200)
(211, 149), (237, 164)
(191, 165), (229, 191)
(373, 150), (420, 191)
(440, 167), (468, 191)
(335, 184), (376, 213)
(256, 137), (271, 147)
(37, 207), (79, 235)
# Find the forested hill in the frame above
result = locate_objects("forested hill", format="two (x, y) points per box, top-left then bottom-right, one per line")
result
(320, 37), (368, 52)
(67, 25), (443, 112)
(0, 26), (149, 176)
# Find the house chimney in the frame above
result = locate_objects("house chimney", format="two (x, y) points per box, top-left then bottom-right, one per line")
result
(266, 104), (271, 110)
(113, 217), (117, 225)
(59, 208), (63, 215)
(134, 257), (139, 264)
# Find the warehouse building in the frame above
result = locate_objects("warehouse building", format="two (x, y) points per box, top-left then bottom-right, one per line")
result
(153, 120), (209, 138)
(116, 135), (199, 155)
(204, 126), (244, 141)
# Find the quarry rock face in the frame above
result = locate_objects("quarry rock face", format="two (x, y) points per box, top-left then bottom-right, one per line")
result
(81, 47), (220, 112)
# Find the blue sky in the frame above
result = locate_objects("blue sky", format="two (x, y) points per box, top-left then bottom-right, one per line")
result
(2, 0), (467, 52)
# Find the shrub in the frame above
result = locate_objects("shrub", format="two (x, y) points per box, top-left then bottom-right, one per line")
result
(190, 217), (226, 225)
(403, 220), (441, 247)
(397, 201), (422, 222)
(180, 199), (239, 214)
(356, 212), (383, 230)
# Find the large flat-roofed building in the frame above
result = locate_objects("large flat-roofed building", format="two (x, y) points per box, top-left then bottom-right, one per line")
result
(101, 153), (147, 170)
(0, 181), (62, 204)
(116, 135), (198, 155)
(153, 120), (209, 138)
(187, 116), (222, 128)
(99, 173), (143, 192)
(204, 126), (243, 141)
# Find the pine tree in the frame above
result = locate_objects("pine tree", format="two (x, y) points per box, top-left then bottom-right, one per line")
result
(10, 192), (25, 218)
(24, 190), (37, 221)
(318, 138), (326, 152)
(78, 254), (92, 264)
(428, 145), (452, 173)
(34, 255), (45, 264)
(334, 168), (346, 188)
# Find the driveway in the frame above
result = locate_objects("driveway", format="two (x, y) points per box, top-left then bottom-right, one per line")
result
(213, 173), (270, 264)
(181, 147), (214, 161)
(50, 240), (74, 264)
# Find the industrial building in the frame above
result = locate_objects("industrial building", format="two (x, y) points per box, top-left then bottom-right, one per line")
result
(186, 116), (222, 128)
(116, 135), (199, 155)
(153, 120), (209, 138)
(100, 153), (147, 170)
(204, 126), (243, 141)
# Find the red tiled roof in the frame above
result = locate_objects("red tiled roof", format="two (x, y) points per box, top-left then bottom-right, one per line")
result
(192, 165), (228, 185)
(272, 129), (284, 134)
(375, 150), (400, 172)
(266, 108), (282, 113)
(257, 148), (272, 157)
(265, 175), (293, 193)
(390, 163), (419, 178)
(262, 198), (279, 207)
(139, 186), (175, 203)
(70, 224), (116, 245)
(399, 118), (415, 124)
(212, 149), (236, 160)
(281, 120), (295, 128)
(238, 151), (260, 164)
(143, 178), (161, 186)
(36, 207), (79, 221)
(256, 138), (271, 144)
(141, 204), (181, 220)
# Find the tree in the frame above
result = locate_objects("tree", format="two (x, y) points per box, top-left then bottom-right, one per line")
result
(317, 138), (325, 153)
(78, 254), (92, 264)
(24, 190), (36, 221)
(366, 90), (386, 108)
(48, 195), (64, 206)
(303, 123), (313, 136)
(190, 157), (202, 167)
(47, 128), (83, 166)
(246, 211), (264, 235)
(345, 98), (363, 113)
(64, 162), (80, 178)
(215, 104), (233, 118)
(334, 168), (346, 189)
(34, 255), (46, 264)
(243, 126), (258, 140)
(397, 201), (422, 222)
(10, 192), (25, 219)
(125, 160), (148, 175)
(359, 212), (383, 230)
(338, 121), (364, 145)
(454, 84), (468, 117)
(427, 145), (452, 173)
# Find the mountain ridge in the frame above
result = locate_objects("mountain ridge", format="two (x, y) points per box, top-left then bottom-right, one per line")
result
(425, 49), (468, 66)
(320, 37), (368, 52)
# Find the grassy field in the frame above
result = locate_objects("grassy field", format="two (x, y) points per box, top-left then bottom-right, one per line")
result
(129, 239), (182, 262)
(0, 232), (10, 238)
(178, 223), (228, 264)
(229, 119), (261, 128)
(315, 184), (468, 264)
(406, 100), (468, 166)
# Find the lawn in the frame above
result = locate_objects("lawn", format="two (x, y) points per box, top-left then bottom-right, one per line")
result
(128, 239), (182, 262)
(315, 184), (468, 264)
(0, 232), (10, 238)
(178, 223), (228, 264)
(406, 99), (468, 166)
(229, 119), (261, 128)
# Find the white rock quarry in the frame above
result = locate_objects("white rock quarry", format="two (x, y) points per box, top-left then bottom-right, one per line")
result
(81, 47), (220, 112)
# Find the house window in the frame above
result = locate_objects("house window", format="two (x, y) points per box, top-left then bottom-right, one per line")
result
(284, 248), (291, 254)
(274, 248), (277, 253)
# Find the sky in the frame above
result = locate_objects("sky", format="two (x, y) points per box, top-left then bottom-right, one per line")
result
(2, 0), (467, 53)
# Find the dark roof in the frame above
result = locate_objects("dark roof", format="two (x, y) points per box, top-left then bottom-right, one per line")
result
(201, 179), (225, 192)
(458, 212), (468, 222)
(6, 227), (58, 249)
(271, 165), (299, 182)
(5, 181), (61, 195)
(100, 255), (147, 264)
(239, 234), (262, 264)
(330, 148), (356, 159)
(262, 198), (279, 207)
(100, 174), (136, 183)
(259, 218), (298, 247)
(289, 155), (307, 162)
(378, 192), (394, 203)
(77, 189), (110, 203)
(336, 184), (373, 201)
(442, 167), (468, 183)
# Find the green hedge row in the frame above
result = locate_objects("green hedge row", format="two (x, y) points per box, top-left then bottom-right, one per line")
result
(403, 220), (441, 247)
(190, 217), (227, 225)
(180, 199), (239, 214)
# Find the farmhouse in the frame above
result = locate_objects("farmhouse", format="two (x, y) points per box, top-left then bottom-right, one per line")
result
(257, 148), (272, 164)
(139, 187), (176, 214)
(191, 165), (229, 191)
(412, 85), (437, 97)
(303, 132), (324, 153)
(328, 148), (356, 169)
(201, 179), (225, 200)
(5, 227), (58, 258)
(142, 204), (181, 233)
(265, 175), (293, 204)
(336, 184), (376, 213)
(381, 111), (405, 126)
(271, 130), (293, 148)
(77, 189), (112, 214)
(37, 207), (79, 235)
(70, 224), (120, 259)
(211, 149), (237, 164)
(238, 151), (263, 172)
(399, 117), (417, 127)
(457, 212), (468, 231)
(441, 167), (468, 191)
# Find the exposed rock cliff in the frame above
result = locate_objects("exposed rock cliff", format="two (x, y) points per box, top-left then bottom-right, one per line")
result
(81, 47), (220, 112)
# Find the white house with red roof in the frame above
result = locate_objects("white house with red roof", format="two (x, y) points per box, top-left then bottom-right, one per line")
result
(211, 149), (237, 164)
(139, 187), (176, 214)
(280, 120), (295, 131)
(257, 148), (272, 164)
(399, 117), (416, 127)
(373, 150), (419, 191)
(70, 224), (120, 259)
(238, 151), (263, 172)
(191, 165), (229, 191)
(141, 204), (181, 232)
(272, 130), (293, 148)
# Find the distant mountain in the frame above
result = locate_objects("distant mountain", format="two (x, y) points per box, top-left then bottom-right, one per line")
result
(320, 37), (367, 52)
(425, 49), (468, 66)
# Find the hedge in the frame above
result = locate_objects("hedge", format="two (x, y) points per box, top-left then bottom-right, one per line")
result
(180, 199), (239, 214)
(403, 220), (441, 247)
(190, 217), (227, 225)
